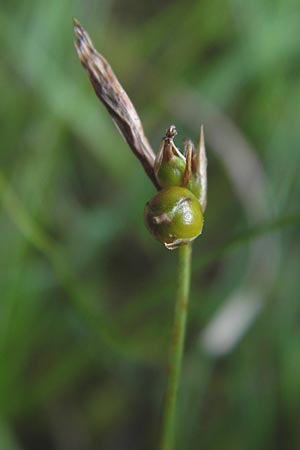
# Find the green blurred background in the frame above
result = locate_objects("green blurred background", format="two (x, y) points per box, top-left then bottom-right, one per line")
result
(1, 0), (300, 449)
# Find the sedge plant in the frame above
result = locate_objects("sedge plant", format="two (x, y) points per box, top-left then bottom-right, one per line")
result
(73, 19), (207, 450)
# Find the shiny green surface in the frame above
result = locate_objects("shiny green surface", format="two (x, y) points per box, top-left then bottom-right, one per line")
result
(156, 156), (186, 188)
(144, 187), (203, 247)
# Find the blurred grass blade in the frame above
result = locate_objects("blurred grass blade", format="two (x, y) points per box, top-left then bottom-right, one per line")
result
(0, 171), (150, 363)
(0, 421), (22, 450)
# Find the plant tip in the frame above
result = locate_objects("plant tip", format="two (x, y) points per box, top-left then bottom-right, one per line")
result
(73, 17), (80, 27)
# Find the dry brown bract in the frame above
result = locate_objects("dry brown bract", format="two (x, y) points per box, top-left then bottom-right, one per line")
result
(73, 18), (158, 188)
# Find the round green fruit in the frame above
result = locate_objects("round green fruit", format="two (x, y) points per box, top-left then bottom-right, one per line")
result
(155, 156), (186, 188)
(144, 186), (203, 250)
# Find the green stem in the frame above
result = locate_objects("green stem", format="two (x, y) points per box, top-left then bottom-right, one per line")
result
(160, 243), (192, 450)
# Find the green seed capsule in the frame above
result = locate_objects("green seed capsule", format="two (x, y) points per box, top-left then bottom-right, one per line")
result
(144, 187), (203, 250)
(156, 156), (186, 188)
(154, 125), (186, 189)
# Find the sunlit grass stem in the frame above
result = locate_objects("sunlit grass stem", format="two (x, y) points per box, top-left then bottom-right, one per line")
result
(160, 243), (192, 450)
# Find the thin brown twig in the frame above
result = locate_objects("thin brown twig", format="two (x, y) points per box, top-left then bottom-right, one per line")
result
(73, 18), (159, 188)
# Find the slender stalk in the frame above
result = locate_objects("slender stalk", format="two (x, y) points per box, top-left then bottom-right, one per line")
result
(160, 243), (192, 450)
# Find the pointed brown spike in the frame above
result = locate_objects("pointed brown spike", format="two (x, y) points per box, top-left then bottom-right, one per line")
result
(182, 140), (193, 186)
(198, 125), (207, 211)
